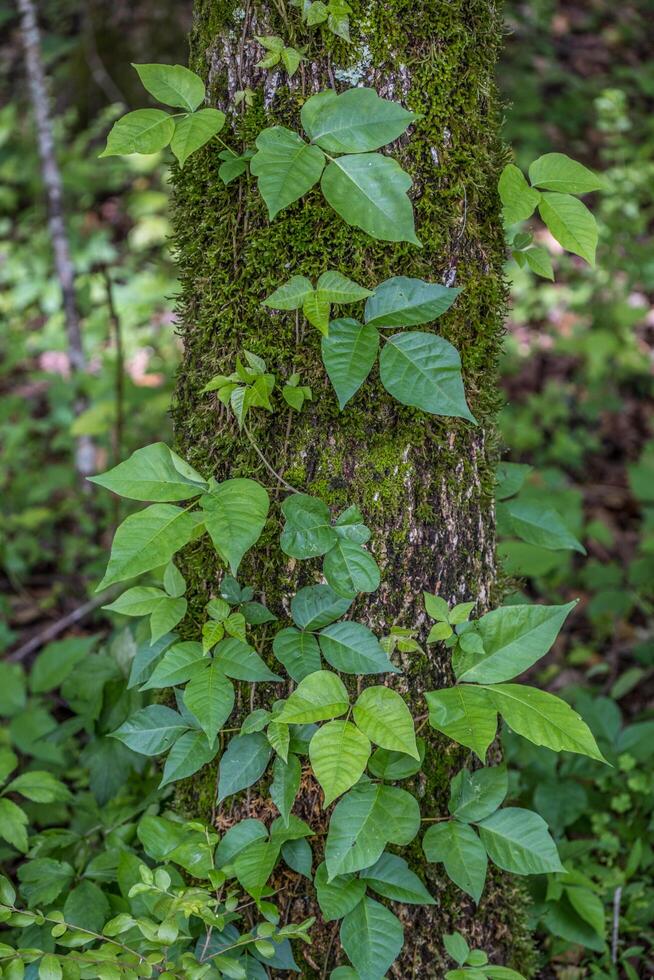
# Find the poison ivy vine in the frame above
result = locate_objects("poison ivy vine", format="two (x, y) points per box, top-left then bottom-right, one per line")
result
(0, 58), (607, 978)
(69, 436), (604, 978)
(499, 152), (604, 275)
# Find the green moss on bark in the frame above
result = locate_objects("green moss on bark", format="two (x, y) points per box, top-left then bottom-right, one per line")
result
(170, 0), (536, 973)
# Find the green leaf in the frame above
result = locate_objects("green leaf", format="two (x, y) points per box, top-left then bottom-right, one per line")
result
(538, 192), (598, 265)
(128, 633), (176, 689)
(281, 46), (302, 77)
(0, 748), (17, 783)
(133, 63), (205, 110)
(282, 837), (313, 878)
(100, 109), (174, 156)
(524, 246), (554, 280)
(89, 443), (207, 500)
(379, 332), (476, 422)
(267, 718), (290, 761)
(171, 108), (226, 167)
(0, 663), (26, 717)
(218, 147), (252, 184)
(276, 670), (349, 724)
(242, 600), (276, 624)
(439, 608), (467, 633)
(234, 839), (281, 900)
(214, 637), (282, 682)
(316, 270), (373, 304)
(323, 539), (380, 598)
(495, 461), (532, 500)
(159, 729), (217, 787)
(291, 584), (352, 630)
(334, 504), (371, 544)
(137, 815), (214, 876)
(141, 641), (207, 689)
(112, 705), (189, 755)
(484, 969), (528, 979)
(202, 620), (224, 653)
(367, 739), (425, 781)
(280, 493), (336, 558)
(443, 931), (470, 966)
(217, 733), (273, 802)
(216, 819), (268, 867)
(5, 770), (70, 804)
(184, 663), (235, 741)
(0, 798), (28, 853)
(270, 753), (301, 825)
(498, 498), (585, 553)
(38, 955), (62, 980)
(201, 479), (269, 574)
(321, 318), (379, 409)
(309, 720), (371, 805)
(272, 628), (322, 682)
(423, 821), (487, 902)
(424, 592), (450, 622)
(97, 504), (202, 590)
(325, 781), (420, 878)
(315, 862), (366, 921)
(341, 895), (404, 979)
(63, 880), (110, 934)
(30, 635), (96, 693)
(484, 684), (606, 761)
(302, 291), (331, 335)
(163, 561), (186, 597)
(449, 766), (508, 823)
(365, 277), (460, 328)
(456, 600), (577, 683)
(18, 858), (73, 907)
(565, 885), (606, 938)
(251, 126), (325, 219)
(477, 807), (564, 875)
(528, 153), (604, 194)
(321, 153), (419, 244)
(306, 1), (329, 24)
(361, 852), (435, 904)
(270, 813), (312, 844)
(301, 87), (415, 154)
(425, 686), (497, 762)
(319, 621), (398, 675)
(353, 686), (418, 758)
(498, 164), (540, 224)
(149, 595), (187, 643)
(263, 275), (313, 310)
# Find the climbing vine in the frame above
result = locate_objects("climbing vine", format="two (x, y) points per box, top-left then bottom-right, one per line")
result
(0, 57), (605, 979)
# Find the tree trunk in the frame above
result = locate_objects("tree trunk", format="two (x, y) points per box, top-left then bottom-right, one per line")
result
(171, 0), (536, 973)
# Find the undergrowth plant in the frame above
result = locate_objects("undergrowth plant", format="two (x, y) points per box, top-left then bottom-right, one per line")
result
(0, 56), (609, 979)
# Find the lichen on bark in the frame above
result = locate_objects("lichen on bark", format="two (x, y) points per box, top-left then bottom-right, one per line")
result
(170, 0), (537, 974)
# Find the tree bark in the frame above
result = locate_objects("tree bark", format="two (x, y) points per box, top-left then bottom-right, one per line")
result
(171, 0), (536, 973)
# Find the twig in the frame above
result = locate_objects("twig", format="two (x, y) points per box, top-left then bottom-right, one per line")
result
(102, 268), (125, 464)
(243, 424), (302, 494)
(8, 589), (117, 662)
(612, 885), (622, 964)
(17, 0), (94, 478)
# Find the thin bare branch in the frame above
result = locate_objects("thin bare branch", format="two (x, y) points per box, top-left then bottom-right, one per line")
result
(17, 0), (95, 477)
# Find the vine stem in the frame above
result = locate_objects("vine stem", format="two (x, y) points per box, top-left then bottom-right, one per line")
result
(4, 906), (165, 975)
(243, 423), (302, 494)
